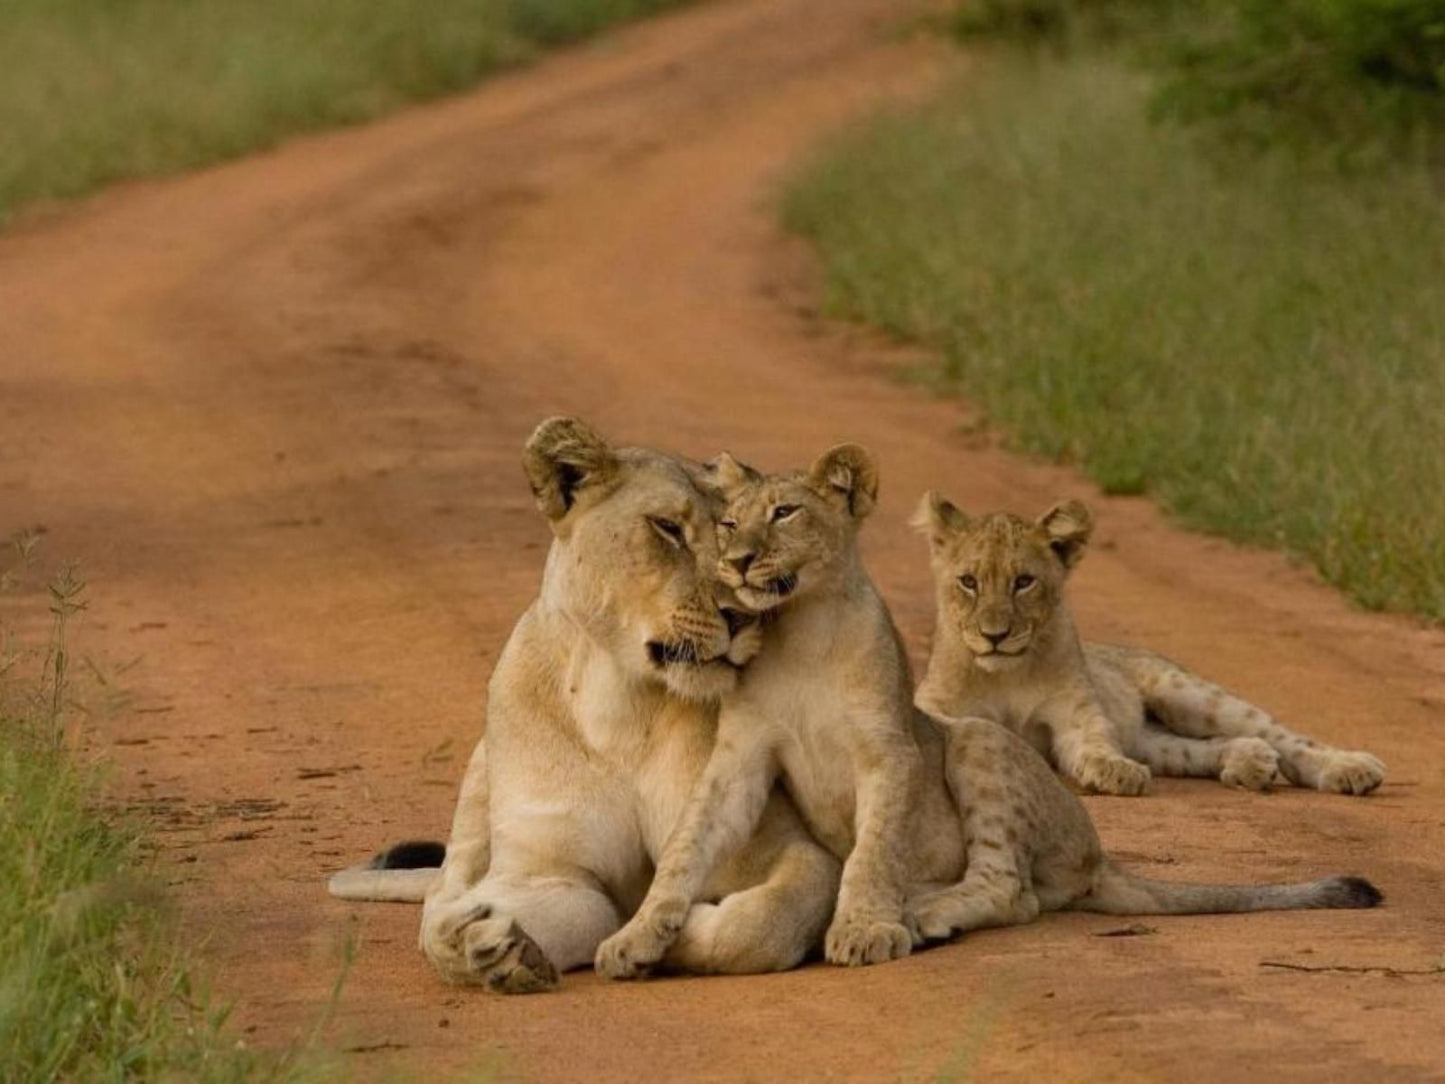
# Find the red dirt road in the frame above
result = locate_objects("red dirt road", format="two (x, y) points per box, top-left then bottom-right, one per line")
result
(3, 1), (1445, 1079)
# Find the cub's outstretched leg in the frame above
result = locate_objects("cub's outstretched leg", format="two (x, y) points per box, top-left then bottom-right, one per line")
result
(1130, 723), (1284, 792)
(1115, 649), (1385, 795)
(1039, 691), (1152, 796)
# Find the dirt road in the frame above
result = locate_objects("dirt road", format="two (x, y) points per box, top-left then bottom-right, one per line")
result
(3, 0), (1444, 1079)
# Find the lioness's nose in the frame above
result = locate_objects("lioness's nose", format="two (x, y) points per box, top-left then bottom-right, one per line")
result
(727, 551), (756, 575)
(983, 630), (1010, 648)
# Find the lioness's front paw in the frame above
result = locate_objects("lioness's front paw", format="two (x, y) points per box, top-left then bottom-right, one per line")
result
(595, 907), (683, 981)
(1317, 751), (1385, 796)
(1075, 754), (1152, 796)
(824, 912), (913, 967)
(462, 917), (559, 994)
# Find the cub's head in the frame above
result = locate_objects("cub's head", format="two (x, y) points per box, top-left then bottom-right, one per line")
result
(912, 493), (1092, 672)
(706, 443), (878, 614)
(523, 416), (749, 701)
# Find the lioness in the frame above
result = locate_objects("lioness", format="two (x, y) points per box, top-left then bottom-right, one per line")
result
(594, 447), (1380, 977)
(330, 418), (839, 992)
(913, 495), (1386, 797)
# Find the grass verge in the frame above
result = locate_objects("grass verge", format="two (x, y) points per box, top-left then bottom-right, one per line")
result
(783, 53), (1445, 620)
(0, 0), (696, 224)
(0, 560), (333, 1080)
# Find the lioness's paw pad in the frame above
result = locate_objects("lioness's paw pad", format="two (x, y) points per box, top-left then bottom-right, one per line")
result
(1317, 752), (1385, 796)
(1077, 756), (1151, 796)
(825, 914), (912, 967)
(420, 900), (492, 981)
(1220, 738), (1282, 791)
(462, 918), (558, 995)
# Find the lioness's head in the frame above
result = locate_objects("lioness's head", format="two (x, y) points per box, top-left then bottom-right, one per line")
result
(706, 443), (878, 614)
(912, 493), (1092, 672)
(523, 416), (749, 701)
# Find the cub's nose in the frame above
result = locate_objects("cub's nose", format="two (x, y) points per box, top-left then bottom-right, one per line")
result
(983, 630), (1011, 648)
(726, 551), (756, 575)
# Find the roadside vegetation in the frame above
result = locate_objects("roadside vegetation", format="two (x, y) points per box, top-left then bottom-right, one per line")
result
(0, 0), (694, 224)
(785, 0), (1445, 620)
(0, 550), (334, 1081)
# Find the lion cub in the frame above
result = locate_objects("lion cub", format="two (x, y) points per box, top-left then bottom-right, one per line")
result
(913, 494), (1386, 796)
(594, 449), (1381, 977)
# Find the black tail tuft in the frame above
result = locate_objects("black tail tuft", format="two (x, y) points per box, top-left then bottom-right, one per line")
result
(368, 839), (446, 870)
(1319, 875), (1383, 909)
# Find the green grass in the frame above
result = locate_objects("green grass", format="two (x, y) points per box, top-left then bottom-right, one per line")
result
(0, 0), (696, 224)
(0, 561), (335, 1081)
(784, 55), (1445, 619)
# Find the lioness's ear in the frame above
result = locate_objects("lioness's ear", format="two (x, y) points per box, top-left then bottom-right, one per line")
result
(807, 443), (879, 519)
(703, 451), (761, 496)
(522, 416), (619, 521)
(1038, 499), (1093, 569)
(910, 490), (970, 549)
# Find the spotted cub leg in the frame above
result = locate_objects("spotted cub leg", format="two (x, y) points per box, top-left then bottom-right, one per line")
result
(1131, 723), (1283, 791)
(907, 719), (1051, 941)
(1039, 692), (1152, 796)
(1125, 653), (1384, 795)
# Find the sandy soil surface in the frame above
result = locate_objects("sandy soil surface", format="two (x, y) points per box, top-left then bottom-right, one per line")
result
(3, 0), (1445, 1079)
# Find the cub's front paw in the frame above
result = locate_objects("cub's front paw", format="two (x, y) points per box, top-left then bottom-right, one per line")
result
(1317, 751), (1385, 796)
(1220, 738), (1281, 791)
(824, 911), (913, 967)
(595, 903), (686, 980)
(905, 889), (964, 944)
(462, 916), (559, 994)
(1075, 754), (1151, 796)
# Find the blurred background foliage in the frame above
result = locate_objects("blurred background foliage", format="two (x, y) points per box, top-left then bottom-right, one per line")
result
(786, 0), (1445, 620)
(0, 0), (693, 224)
(955, 0), (1445, 160)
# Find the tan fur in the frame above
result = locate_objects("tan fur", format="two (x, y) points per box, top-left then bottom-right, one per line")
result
(913, 494), (1386, 797)
(593, 450), (1381, 979)
(333, 418), (839, 993)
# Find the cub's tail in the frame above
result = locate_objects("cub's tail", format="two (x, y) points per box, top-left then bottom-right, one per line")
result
(326, 840), (446, 903)
(1070, 863), (1382, 915)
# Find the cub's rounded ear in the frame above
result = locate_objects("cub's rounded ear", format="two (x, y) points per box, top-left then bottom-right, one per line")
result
(522, 416), (619, 521)
(807, 443), (879, 519)
(910, 491), (970, 549)
(703, 451), (761, 496)
(1038, 499), (1093, 569)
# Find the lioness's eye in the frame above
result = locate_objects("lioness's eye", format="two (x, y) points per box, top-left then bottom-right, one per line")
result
(1014, 574), (1036, 592)
(771, 504), (799, 523)
(958, 574), (978, 592)
(649, 517), (686, 547)
(719, 519), (738, 533)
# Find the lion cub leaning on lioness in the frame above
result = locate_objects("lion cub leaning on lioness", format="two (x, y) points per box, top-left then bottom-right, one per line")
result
(913, 494), (1386, 797)
(594, 445), (1381, 977)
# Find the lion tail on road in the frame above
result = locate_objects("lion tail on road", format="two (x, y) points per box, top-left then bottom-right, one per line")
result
(326, 840), (445, 902)
(1070, 863), (1383, 915)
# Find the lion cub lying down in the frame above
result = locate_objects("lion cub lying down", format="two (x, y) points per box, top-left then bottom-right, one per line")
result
(913, 494), (1386, 797)
(595, 446), (1380, 977)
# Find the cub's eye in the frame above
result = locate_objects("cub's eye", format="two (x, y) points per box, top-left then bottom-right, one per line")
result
(1013, 574), (1036, 592)
(648, 517), (686, 547)
(719, 519), (739, 533)
(958, 574), (978, 593)
(771, 504), (799, 523)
